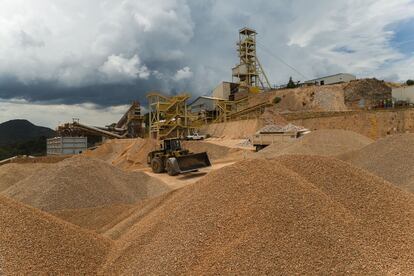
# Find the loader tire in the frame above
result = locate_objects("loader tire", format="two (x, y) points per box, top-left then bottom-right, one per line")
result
(151, 157), (164, 173)
(166, 158), (179, 176)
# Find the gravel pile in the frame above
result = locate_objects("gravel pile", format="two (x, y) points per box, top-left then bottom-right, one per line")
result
(0, 163), (48, 192)
(0, 195), (111, 275)
(183, 140), (249, 162)
(100, 156), (414, 275)
(83, 139), (136, 162)
(2, 156), (170, 211)
(52, 203), (134, 233)
(255, 129), (373, 158)
(84, 138), (157, 170)
(200, 119), (263, 139)
(111, 138), (157, 169)
(339, 133), (414, 193)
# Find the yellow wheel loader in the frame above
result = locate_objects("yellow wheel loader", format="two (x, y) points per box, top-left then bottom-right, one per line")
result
(147, 138), (211, 176)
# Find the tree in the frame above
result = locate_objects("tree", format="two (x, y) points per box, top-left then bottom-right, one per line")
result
(407, 79), (414, 86)
(287, 77), (297, 89)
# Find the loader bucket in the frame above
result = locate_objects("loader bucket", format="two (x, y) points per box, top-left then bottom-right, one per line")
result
(176, 152), (211, 173)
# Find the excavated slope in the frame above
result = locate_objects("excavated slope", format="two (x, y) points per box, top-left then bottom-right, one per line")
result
(100, 156), (414, 275)
(339, 133), (414, 193)
(0, 195), (111, 275)
(3, 156), (170, 211)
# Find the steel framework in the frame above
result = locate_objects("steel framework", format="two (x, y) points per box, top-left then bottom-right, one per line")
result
(147, 92), (191, 140)
(232, 27), (271, 91)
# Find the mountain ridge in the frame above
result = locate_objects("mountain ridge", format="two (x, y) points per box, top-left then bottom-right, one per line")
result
(0, 119), (55, 146)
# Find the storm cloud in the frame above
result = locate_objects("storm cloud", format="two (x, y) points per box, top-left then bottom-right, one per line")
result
(0, 0), (414, 126)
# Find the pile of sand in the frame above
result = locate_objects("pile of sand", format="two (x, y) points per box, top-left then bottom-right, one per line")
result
(83, 139), (136, 162)
(200, 119), (264, 139)
(183, 140), (248, 162)
(10, 155), (71, 164)
(100, 156), (414, 275)
(52, 203), (135, 233)
(84, 138), (157, 170)
(0, 163), (48, 192)
(340, 133), (414, 193)
(0, 195), (111, 275)
(255, 129), (373, 158)
(2, 156), (170, 211)
(111, 139), (157, 169)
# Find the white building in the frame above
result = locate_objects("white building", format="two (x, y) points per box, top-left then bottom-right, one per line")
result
(305, 73), (356, 86)
(392, 86), (414, 103)
(47, 137), (87, 155)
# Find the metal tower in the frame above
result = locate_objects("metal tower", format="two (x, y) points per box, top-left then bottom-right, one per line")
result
(232, 27), (271, 91)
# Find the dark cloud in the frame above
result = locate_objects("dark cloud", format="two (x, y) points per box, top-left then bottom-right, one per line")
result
(0, 75), (173, 106)
(0, 0), (413, 109)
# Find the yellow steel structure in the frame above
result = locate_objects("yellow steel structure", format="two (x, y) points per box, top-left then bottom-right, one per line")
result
(232, 27), (271, 91)
(213, 99), (233, 123)
(147, 92), (191, 140)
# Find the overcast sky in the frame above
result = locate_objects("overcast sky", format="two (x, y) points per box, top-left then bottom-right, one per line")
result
(0, 0), (413, 128)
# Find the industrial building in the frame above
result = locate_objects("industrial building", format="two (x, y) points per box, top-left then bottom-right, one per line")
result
(47, 137), (87, 155)
(189, 96), (223, 113)
(57, 101), (144, 140)
(392, 85), (414, 104)
(212, 82), (239, 100)
(305, 73), (356, 86)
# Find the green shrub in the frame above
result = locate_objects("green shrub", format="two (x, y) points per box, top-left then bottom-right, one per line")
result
(273, 97), (282, 104)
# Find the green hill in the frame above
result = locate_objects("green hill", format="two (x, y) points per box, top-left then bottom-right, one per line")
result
(0, 120), (55, 160)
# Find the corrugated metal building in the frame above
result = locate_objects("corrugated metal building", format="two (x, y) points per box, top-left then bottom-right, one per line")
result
(305, 73), (356, 86)
(392, 86), (414, 103)
(47, 137), (87, 155)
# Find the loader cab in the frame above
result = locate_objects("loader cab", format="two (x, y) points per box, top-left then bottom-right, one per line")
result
(163, 138), (182, 152)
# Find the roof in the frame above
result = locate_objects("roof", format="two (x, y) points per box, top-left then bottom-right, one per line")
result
(305, 73), (356, 83)
(239, 27), (257, 35)
(189, 96), (225, 106)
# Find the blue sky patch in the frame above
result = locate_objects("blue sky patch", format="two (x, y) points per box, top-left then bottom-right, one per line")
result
(390, 18), (414, 55)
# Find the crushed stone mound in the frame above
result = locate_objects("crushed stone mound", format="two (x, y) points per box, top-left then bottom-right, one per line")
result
(52, 203), (135, 233)
(0, 195), (111, 275)
(83, 139), (136, 162)
(10, 155), (71, 164)
(255, 129), (373, 158)
(339, 133), (414, 193)
(199, 119), (264, 139)
(183, 141), (249, 162)
(2, 156), (170, 211)
(0, 163), (49, 192)
(100, 156), (414, 275)
(84, 138), (157, 170)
